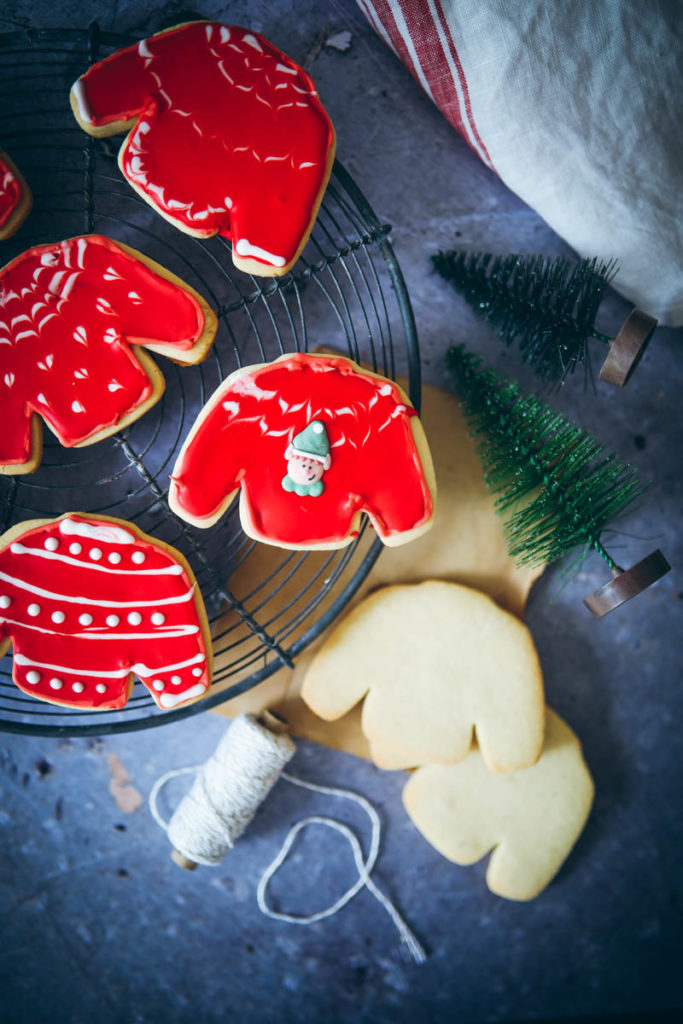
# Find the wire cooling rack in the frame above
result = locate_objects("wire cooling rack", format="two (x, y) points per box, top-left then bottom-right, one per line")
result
(0, 25), (420, 735)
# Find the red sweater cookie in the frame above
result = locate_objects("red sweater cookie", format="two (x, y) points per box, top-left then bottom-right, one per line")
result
(70, 22), (336, 276)
(0, 234), (216, 474)
(0, 150), (32, 240)
(0, 514), (212, 710)
(169, 353), (436, 549)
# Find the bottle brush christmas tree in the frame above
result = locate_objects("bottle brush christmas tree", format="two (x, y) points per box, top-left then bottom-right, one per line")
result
(433, 251), (657, 387)
(445, 344), (670, 615)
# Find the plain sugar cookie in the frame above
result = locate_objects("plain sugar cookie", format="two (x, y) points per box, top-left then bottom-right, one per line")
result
(403, 708), (595, 900)
(0, 513), (212, 711)
(300, 580), (545, 771)
(70, 22), (336, 277)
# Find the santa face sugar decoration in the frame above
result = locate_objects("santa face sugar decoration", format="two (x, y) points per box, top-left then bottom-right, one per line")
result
(0, 234), (217, 475)
(70, 22), (336, 277)
(0, 514), (213, 711)
(282, 420), (331, 497)
(169, 352), (437, 550)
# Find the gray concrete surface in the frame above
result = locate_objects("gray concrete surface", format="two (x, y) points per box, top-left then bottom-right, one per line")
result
(1, 2), (681, 1022)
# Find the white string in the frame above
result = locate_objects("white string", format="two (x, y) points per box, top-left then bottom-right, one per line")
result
(259, 772), (427, 963)
(147, 716), (426, 963)
(149, 765), (202, 831)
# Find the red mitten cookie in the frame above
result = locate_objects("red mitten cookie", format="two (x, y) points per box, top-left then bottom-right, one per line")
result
(169, 352), (436, 549)
(0, 234), (217, 475)
(0, 514), (212, 711)
(70, 22), (336, 277)
(0, 150), (32, 240)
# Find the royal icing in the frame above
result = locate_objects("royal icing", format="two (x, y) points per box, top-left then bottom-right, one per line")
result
(71, 22), (335, 272)
(0, 153), (23, 234)
(170, 353), (435, 547)
(0, 235), (209, 472)
(0, 514), (211, 711)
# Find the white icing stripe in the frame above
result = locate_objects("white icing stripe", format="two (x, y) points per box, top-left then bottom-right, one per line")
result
(9, 543), (184, 576)
(0, 616), (198, 639)
(159, 683), (207, 709)
(0, 569), (195, 608)
(14, 651), (206, 679)
(59, 518), (135, 544)
(71, 80), (93, 123)
(234, 238), (286, 268)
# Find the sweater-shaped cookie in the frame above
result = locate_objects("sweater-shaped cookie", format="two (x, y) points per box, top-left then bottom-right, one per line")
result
(0, 235), (217, 474)
(403, 709), (595, 900)
(169, 353), (436, 549)
(0, 514), (212, 710)
(0, 150), (32, 240)
(70, 22), (336, 277)
(301, 581), (545, 771)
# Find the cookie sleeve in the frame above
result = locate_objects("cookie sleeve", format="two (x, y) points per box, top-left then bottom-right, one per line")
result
(71, 40), (156, 129)
(84, 237), (206, 353)
(356, 402), (435, 543)
(170, 393), (253, 525)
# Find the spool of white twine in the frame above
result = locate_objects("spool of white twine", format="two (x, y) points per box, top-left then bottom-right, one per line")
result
(149, 713), (427, 963)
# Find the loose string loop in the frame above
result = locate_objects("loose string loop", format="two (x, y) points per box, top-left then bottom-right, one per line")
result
(148, 716), (426, 963)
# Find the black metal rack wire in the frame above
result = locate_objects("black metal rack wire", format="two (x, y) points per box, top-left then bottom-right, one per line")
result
(0, 25), (421, 735)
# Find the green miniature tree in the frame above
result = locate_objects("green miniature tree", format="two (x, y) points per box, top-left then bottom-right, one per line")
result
(433, 251), (618, 383)
(444, 344), (643, 574)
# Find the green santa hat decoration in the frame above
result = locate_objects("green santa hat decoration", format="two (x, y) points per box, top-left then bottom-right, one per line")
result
(288, 420), (331, 468)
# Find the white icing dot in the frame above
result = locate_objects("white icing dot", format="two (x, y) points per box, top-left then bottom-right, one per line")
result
(89, 547), (103, 561)
(79, 613), (93, 626)
(151, 612), (165, 625)
(127, 612), (142, 626)
(313, 422), (323, 433)
(152, 680), (164, 691)
(0, 595), (10, 609)
(49, 677), (63, 690)
(171, 675), (182, 685)
(51, 610), (66, 624)
(106, 614), (120, 627)
(192, 667), (203, 678)
(28, 603), (41, 617)
(132, 551), (146, 564)
(72, 682), (85, 694)
(69, 542), (83, 555)
(108, 552), (122, 564)
(96, 684), (107, 694)
(26, 671), (41, 685)
(44, 537), (59, 551)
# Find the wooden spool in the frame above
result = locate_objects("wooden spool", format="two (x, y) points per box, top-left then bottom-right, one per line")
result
(583, 549), (670, 617)
(599, 308), (658, 387)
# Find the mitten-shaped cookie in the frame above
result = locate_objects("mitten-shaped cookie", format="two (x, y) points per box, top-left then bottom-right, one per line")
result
(0, 150), (31, 240)
(0, 514), (212, 710)
(169, 352), (436, 549)
(71, 22), (336, 276)
(0, 235), (216, 474)
(301, 581), (544, 771)
(403, 708), (595, 900)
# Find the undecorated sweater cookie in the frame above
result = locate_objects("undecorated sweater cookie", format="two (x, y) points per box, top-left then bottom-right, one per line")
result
(0, 150), (32, 240)
(403, 708), (595, 900)
(70, 22), (336, 276)
(0, 235), (217, 474)
(0, 514), (212, 710)
(301, 580), (545, 771)
(169, 352), (436, 549)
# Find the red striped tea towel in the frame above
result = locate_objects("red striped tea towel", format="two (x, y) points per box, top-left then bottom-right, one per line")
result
(357, 0), (683, 326)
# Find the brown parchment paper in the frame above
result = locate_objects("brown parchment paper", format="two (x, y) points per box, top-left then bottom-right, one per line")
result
(208, 370), (543, 759)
